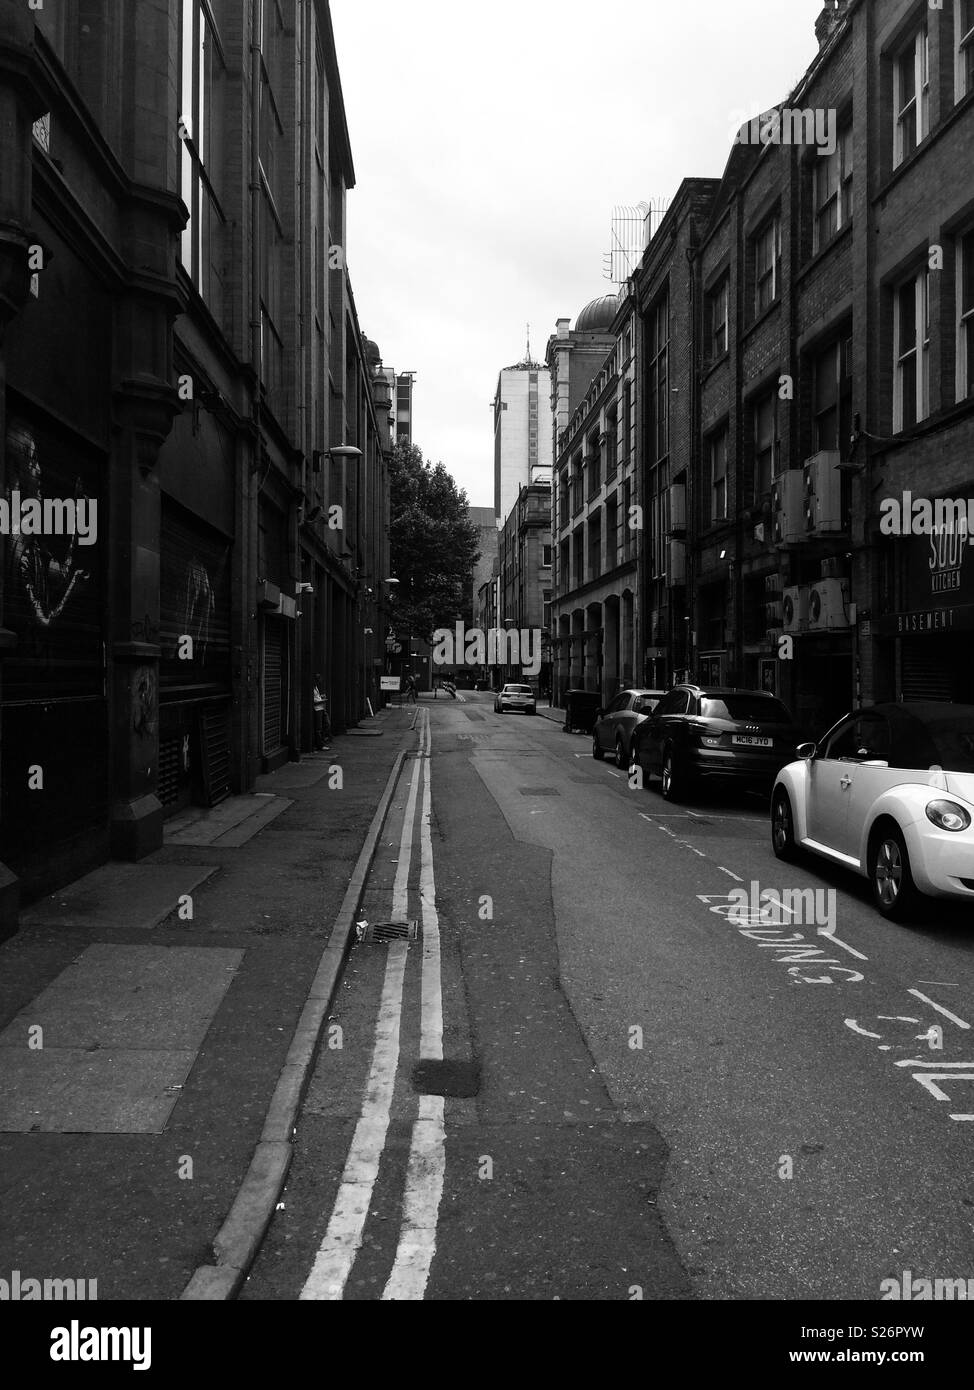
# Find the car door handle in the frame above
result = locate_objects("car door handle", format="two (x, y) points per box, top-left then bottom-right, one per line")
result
(840, 776), (853, 788)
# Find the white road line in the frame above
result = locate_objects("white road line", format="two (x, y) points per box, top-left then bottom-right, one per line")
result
(382, 734), (446, 1301)
(301, 753), (424, 1300)
(381, 1095), (446, 1300)
(816, 930), (869, 962)
(845, 1020), (882, 1038)
(718, 867), (745, 882)
(908, 989), (971, 1029)
(417, 755), (443, 1061)
(392, 758), (423, 921)
(299, 941), (409, 1300)
(894, 1059), (974, 1068)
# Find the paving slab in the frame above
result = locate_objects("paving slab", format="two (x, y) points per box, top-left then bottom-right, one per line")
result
(257, 763), (332, 791)
(165, 795), (293, 846)
(21, 864), (219, 931)
(0, 943), (243, 1050)
(0, 945), (243, 1133)
(0, 1047), (198, 1133)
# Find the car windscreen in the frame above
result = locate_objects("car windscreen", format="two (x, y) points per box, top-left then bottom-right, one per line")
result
(507, 686), (533, 694)
(700, 695), (793, 724)
(924, 717), (974, 773)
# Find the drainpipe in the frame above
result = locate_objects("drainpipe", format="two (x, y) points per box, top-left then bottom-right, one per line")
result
(249, 6), (262, 428)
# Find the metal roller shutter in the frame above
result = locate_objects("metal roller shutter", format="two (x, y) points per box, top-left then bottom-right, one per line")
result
(263, 620), (285, 754)
(901, 640), (956, 702)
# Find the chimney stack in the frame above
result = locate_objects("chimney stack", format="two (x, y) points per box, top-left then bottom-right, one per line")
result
(815, 0), (846, 48)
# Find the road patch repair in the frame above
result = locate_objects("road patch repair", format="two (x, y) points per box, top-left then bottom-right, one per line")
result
(0, 945), (242, 1133)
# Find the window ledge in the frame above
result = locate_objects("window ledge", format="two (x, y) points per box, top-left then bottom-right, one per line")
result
(874, 89), (974, 202)
(702, 350), (730, 383)
(798, 220), (853, 283)
(742, 298), (782, 344)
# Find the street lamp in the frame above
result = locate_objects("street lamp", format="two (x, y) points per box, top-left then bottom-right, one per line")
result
(312, 444), (363, 467)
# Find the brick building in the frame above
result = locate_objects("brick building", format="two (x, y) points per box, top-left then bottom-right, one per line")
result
(0, 1), (390, 932)
(620, 0), (974, 738)
(632, 179), (720, 692)
(497, 481), (552, 689)
(548, 292), (640, 702)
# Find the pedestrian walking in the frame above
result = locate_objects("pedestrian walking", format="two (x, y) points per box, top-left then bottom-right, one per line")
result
(313, 673), (331, 749)
(402, 672), (418, 704)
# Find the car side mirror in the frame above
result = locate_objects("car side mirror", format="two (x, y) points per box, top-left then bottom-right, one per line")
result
(797, 742), (817, 760)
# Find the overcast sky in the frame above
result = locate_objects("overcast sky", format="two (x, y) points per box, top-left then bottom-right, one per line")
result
(331, 0), (827, 511)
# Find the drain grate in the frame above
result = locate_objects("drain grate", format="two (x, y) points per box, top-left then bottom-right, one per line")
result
(357, 920), (420, 944)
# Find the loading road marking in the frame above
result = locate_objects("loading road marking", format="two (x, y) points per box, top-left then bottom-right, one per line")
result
(908, 989), (971, 1029)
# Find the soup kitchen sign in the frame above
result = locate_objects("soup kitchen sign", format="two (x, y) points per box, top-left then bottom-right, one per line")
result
(878, 502), (974, 635)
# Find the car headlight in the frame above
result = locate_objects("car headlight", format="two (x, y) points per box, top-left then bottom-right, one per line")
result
(925, 800), (972, 832)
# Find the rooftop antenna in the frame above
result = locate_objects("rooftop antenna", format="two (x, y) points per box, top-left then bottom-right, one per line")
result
(526, 322), (531, 362)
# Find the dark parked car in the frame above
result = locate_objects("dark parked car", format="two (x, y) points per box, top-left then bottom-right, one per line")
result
(592, 689), (665, 769)
(631, 684), (801, 802)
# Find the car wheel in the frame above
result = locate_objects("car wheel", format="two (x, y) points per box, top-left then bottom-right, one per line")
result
(592, 735), (605, 761)
(660, 746), (688, 802)
(870, 825), (922, 921)
(615, 737), (628, 770)
(771, 789), (798, 862)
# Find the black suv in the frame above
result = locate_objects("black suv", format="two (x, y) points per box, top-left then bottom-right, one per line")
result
(631, 684), (801, 802)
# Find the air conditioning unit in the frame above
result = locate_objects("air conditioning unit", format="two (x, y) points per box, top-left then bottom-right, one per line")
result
(667, 538), (686, 587)
(803, 450), (843, 533)
(772, 470), (806, 545)
(764, 574), (782, 598)
(764, 600), (783, 627)
(669, 482), (686, 533)
(782, 585), (808, 632)
(820, 556), (843, 580)
(807, 578), (850, 630)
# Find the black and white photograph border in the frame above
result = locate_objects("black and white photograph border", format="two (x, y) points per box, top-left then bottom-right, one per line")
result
(0, 0), (973, 1368)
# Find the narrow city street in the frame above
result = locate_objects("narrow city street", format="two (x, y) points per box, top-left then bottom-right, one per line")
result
(242, 695), (974, 1301)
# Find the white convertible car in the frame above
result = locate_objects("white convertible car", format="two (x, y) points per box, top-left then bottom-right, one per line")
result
(771, 702), (974, 920)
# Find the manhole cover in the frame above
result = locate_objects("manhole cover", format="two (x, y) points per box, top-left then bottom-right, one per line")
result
(519, 788), (560, 796)
(358, 920), (420, 943)
(412, 1059), (481, 1097)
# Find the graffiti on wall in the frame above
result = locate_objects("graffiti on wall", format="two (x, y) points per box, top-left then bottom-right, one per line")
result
(4, 419), (93, 629)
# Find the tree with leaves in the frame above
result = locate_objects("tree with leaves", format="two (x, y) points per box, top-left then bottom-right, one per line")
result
(388, 441), (481, 641)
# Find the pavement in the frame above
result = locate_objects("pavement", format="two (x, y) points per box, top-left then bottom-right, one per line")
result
(0, 704), (419, 1301)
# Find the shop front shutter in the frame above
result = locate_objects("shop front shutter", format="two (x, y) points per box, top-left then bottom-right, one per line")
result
(901, 639), (956, 702)
(263, 620), (285, 753)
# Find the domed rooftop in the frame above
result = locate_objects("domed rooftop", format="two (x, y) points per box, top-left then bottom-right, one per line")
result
(362, 336), (382, 367)
(574, 294), (619, 334)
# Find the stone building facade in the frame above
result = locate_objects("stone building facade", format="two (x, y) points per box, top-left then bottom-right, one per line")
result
(0, 0), (390, 932)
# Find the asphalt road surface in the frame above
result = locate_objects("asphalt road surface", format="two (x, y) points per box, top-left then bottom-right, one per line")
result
(242, 693), (974, 1301)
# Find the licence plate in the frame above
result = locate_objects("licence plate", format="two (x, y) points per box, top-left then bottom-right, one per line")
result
(733, 735), (772, 748)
